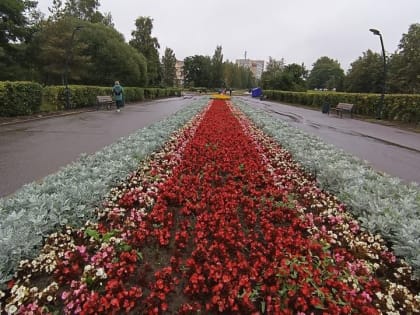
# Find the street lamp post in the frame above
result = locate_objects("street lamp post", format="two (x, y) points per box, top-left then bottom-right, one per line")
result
(369, 28), (386, 119)
(64, 26), (83, 110)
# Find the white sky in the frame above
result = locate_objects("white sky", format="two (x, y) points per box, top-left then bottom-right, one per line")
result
(35, 0), (420, 71)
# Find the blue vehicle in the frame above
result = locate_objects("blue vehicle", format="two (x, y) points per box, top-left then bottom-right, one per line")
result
(251, 87), (263, 98)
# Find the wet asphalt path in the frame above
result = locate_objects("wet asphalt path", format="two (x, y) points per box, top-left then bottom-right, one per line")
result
(1, 95), (419, 198)
(0, 97), (202, 197)
(238, 96), (420, 185)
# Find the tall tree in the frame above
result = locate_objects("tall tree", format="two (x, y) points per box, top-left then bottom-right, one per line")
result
(48, 0), (113, 26)
(183, 55), (211, 88)
(283, 63), (308, 91)
(223, 61), (253, 89)
(35, 17), (147, 86)
(265, 57), (285, 73)
(261, 60), (307, 91)
(388, 23), (420, 93)
(161, 47), (176, 87)
(48, 0), (65, 21)
(344, 50), (383, 93)
(260, 57), (282, 90)
(0, 0), (38, 80)
(64, 0), (99, 20)
(35, 17), (89, 84)
(307, 56), (344, 90)
(211, 45), (224, 88)
(129, 16), (160, 86)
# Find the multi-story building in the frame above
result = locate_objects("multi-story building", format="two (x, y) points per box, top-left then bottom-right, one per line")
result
(175, 60), (184, 86)
(236, 59), (265, 79)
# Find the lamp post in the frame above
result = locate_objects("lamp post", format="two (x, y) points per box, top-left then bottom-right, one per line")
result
(64, 26), (83, 109)
(369, 28), (386, 119)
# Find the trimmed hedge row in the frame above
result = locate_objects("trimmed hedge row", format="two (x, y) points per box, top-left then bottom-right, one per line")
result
(0, 81), (43, 116)
(0, 82), (182, 116)
(264, 90), (420, 124)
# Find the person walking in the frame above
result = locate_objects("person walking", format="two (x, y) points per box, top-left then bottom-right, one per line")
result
(112, 81), (124, 112)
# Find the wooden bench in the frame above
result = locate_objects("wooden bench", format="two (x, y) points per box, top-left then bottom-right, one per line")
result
(96, 95), (114, 110)
(331, 102), (354, 118)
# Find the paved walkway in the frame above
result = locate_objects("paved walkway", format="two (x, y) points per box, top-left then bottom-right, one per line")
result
(238, 96), (420, 185)
(1, 96), (419, 197)
(0, 97), (199, 197)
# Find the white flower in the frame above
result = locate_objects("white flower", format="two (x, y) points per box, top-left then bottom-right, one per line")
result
(84, 264), (93, 273)
(95, 267), (107, 279)
(6, 304), (18, 314)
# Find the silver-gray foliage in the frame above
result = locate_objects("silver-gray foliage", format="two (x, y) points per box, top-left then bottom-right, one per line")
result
(0, 98), (209, 286)
(235, 99), (420, 278)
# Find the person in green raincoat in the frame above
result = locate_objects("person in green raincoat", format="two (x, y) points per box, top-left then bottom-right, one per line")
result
(112, 81), (124, 112)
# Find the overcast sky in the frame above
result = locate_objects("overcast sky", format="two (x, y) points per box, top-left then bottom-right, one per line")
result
(36, 0), (420, 71)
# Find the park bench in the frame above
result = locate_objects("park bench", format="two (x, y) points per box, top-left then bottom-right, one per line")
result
(331, 102), (354, 118)
(96, 95), (114, 110)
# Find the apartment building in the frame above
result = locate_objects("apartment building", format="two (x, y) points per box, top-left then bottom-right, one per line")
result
(236, 59), (265, 79)
(175, 60), (184, 86)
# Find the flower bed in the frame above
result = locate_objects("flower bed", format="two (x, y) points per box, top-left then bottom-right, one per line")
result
(0, 98), (208, 286)
(1, 100), (419, 314)
(235, 99), (420, 278)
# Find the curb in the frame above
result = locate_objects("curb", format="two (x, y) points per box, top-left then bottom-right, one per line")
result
(0, 109), (96, 126)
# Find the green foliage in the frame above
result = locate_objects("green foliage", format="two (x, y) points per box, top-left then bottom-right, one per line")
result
(183, 55), (212, 88)
(123, 87), (144, 103)
(345, 50), (384, 93)
(0, 0), (37, 44)
(0, 0), (39, 80)
(264, 90), (420, 123)
(211, 45), (224, 88)
(0, 81), (42, 115)
(307, 56), (344, 91)
(388, 23), (420, 94)
(35, 17), (89, 85)
(35, 17), (147, 87)
(161, 47), (177, 87)
(129, 17), (161, 86)
(78, 21), (147, 86)
(39, 85), (179, 111)
(222, 61), (255, 90)
(261, 58), (307, 92)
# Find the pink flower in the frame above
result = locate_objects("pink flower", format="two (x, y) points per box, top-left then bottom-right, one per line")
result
(361, 291), (372, 302)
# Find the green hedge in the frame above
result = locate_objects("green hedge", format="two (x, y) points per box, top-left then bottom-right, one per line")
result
(0, 82), (182, 116)
(0, 81), (42, 116)
(264, 90), (420, 124)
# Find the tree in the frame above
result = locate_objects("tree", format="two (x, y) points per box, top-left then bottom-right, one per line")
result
(48, 0), (113, 26)
(223, 61), (253, 89)
(388, 23), (420, 93)
(307, 56), (344, 90)
(261, 58), (307, 91)
(183, 55), (211, 88)
(35, 17), (147, 86)
(265, 57), (285, 73)
(260, 57), (285, 90)
(129, 16), (161, 86)
(211, 45), (224, 88)
(35, 18), (90, 84)
(282, 63), (308, 91)
(161, 47), (176, 87)
(64, 0), (100, 21)
(0, 0), (38, 80)
(78, 21), (147, 86)
(344, 50), (383, 93)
